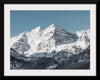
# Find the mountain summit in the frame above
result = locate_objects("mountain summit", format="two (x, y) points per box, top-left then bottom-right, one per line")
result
(10, 24), (90, 57)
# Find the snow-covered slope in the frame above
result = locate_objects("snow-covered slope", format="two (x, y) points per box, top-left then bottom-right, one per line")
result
(10, 24), (90, 57)
(55, 29), (90, 54)
(24, 26), (44, 56)
(10, 32), (30, 55)
(36, 24), (76, 53)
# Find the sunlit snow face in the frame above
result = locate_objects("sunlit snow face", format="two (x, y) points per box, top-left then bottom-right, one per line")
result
(10, 24), (90, 57)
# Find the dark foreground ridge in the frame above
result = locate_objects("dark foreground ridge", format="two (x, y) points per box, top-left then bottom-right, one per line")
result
(10, 47), (90, 69)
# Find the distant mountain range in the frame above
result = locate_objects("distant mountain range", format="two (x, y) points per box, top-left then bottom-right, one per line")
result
(10, 24), (90, 69)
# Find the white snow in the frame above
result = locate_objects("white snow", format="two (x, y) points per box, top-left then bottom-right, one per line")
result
(10, 24), (90, 57)
(47, 64), (58, 69)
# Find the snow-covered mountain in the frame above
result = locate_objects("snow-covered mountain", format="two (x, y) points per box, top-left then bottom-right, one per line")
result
(10, 24), (90, 69)
(10, 24), (90, 57)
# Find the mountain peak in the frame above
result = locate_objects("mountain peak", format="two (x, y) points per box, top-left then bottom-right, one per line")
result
(51, 23), (56, 26)
(34, 26), (42, 30)
(47, 24), (63, 30)
(10, 24), (90, 57)
(31, 26), (43, 34)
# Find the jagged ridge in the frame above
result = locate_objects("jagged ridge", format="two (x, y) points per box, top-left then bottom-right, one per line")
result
(10, 24), (90, 57)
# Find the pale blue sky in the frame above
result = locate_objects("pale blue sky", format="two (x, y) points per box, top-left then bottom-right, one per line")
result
(10, 10), (90, 37)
